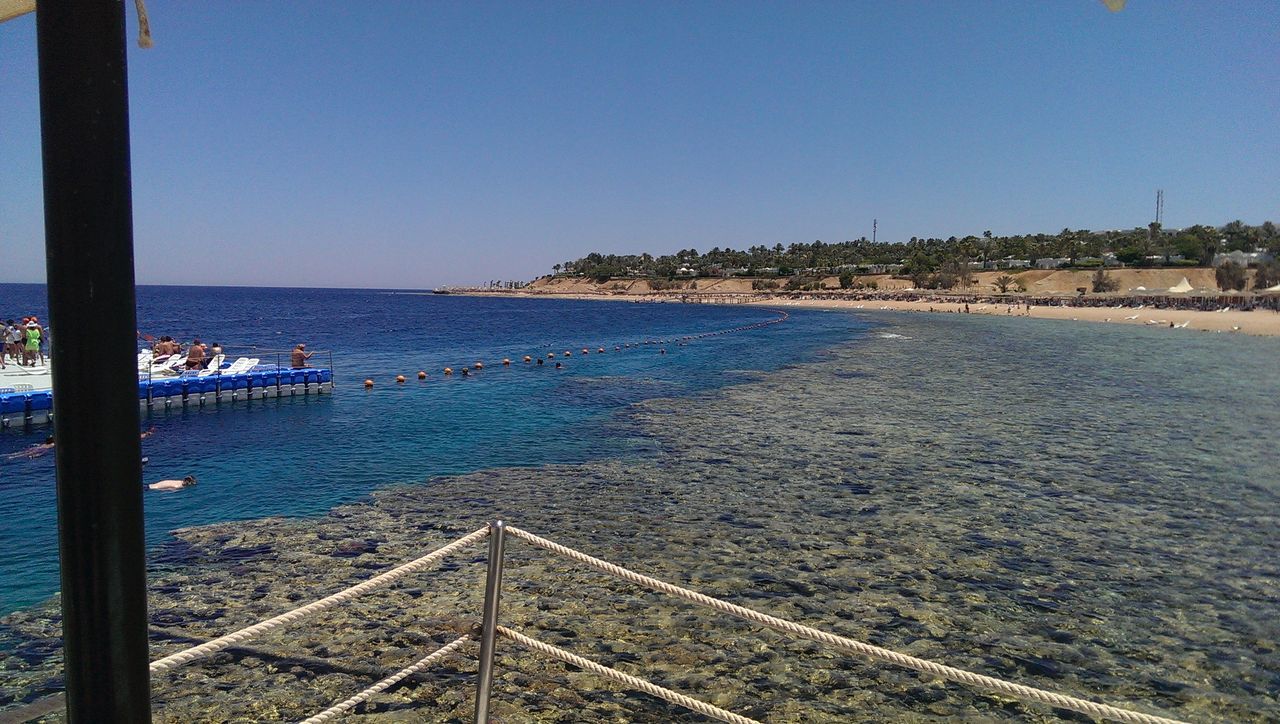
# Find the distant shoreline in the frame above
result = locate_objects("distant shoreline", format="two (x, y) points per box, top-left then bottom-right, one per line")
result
(445, 288), (1280, 337)
(752, 297), (1280, 337)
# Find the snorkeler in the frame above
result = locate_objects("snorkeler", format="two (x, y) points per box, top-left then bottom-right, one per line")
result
(6, 427), (155, 462)
(147, 475), (196, 491)
(4, 436), (55, 460)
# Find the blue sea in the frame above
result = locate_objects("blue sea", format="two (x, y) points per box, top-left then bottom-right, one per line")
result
(3, 283), (1279, 720)
(0, 284), (855, 613)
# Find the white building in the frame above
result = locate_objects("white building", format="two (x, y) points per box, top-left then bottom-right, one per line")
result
(1213, 250), (1274, 267)
(1035, 257), (1070, 269)
(996, 258), (1031, 269)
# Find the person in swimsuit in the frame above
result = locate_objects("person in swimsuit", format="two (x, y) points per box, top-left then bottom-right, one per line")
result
(4, 436), (55, 460)
(148, 475), (196, 491)
(185, 339), (206, 370)
(291, 343), (313, 369)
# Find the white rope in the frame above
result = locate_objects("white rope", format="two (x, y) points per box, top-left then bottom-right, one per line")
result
(149, 526), (489, 674)
(298, 635), (471, 723)
(506, 526), (1183, 724)
(497, 626), (760, 724)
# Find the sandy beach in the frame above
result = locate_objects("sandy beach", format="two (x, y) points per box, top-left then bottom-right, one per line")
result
(747, 298), (1280, 337)
(752, 297), (1280, 336)
(453, 289), (1280, 337)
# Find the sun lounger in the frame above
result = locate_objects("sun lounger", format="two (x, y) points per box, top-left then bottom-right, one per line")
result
(195, 353), (226, 376)
(147, 355), (180, 377)
(217, 357), (259, 376)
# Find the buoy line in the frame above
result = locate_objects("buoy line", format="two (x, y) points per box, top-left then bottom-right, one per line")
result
(360, 309), (789, 388)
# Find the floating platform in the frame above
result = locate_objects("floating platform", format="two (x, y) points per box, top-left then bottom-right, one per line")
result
(0, 367), (334, 429)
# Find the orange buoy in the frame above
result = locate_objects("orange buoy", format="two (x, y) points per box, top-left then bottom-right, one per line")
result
(444, 367), (453, 375)
(502, 358), (511, 366)
(523, 355), (532, 363)
(418, 371), (427, 379)
(474, 361), (484, 369)
(363, 378), (374, 388)
(396, 375), (406, 383)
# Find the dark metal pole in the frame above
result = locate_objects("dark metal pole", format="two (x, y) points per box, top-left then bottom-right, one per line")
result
(473, 520), (506, 724)
(35, 1), (151, 720)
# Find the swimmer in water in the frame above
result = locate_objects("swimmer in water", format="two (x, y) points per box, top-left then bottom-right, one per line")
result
(148, 475), (196, 491)
(7, 427), (155, 461)
(4, 436), (55, 460)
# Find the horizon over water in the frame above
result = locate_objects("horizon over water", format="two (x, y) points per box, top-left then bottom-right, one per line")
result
(0, 284), (854, 613)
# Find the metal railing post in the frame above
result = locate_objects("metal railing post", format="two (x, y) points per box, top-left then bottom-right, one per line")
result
(474, 520), (506, 724)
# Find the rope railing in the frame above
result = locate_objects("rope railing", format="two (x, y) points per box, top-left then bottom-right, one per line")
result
(149, 526), (489, 674)
(299, 635), (472, 724)
(135, 521), (1190, 723)
(505, 526), (1185, 724)
(496, 626), (761, 724)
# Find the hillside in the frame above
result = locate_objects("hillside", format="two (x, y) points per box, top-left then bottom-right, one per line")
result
(524, 268), (1242, 297)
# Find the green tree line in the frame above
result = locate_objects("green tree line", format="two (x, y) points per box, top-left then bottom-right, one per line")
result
(551, 220), (1278, 281)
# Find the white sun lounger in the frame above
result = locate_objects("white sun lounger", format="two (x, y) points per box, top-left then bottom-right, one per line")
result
(147, 354), (185, 377)
(218, 357), (259, 376)
(195, 353), (226, 376)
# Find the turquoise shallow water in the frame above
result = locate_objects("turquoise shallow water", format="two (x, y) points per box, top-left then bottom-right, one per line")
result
(1, 292), (1278, 721)
(0, 285), (854, 613)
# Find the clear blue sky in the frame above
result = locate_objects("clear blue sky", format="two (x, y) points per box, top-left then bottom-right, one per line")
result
(2, 2), (1276, 288)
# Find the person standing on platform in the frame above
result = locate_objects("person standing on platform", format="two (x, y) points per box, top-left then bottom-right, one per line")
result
(185, 339), (206, 370)
(23, 318), (42, 366)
